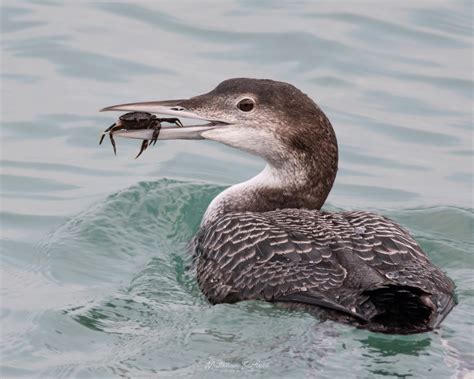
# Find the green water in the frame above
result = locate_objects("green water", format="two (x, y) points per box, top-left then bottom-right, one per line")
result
(1, 1), (473, 378)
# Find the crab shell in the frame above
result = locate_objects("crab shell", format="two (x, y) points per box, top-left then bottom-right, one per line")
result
(118, 112), (158, 130)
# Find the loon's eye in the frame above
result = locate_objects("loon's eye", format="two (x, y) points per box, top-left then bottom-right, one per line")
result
(237, 98), (255, 112)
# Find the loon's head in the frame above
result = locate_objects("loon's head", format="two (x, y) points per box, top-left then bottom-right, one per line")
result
(101, 78), (337, 169)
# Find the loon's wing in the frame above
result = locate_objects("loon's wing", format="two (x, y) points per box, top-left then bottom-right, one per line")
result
(194, 209), (455, 333)
(341, 210), (456, 329)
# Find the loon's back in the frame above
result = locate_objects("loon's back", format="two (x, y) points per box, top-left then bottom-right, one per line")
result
(193, 209), (456, 334)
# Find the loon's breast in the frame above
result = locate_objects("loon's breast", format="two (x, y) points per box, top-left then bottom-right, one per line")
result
(193, 208), (456, 334)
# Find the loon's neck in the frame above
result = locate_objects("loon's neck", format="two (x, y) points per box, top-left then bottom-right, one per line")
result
(202, 141), (338, 227)
(201, 94), (339, 227)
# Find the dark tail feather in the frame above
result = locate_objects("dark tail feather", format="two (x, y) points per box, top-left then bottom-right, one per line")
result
(364, 285), (436, 334)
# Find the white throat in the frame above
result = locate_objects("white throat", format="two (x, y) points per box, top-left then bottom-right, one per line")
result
(202, 163), (304, 227)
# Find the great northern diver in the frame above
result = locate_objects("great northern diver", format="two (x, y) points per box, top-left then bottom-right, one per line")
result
(101, 78), (456, 334)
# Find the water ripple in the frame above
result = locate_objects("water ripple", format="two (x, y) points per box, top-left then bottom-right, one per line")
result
(1, 6), (46, 34)
(4, 36), (172, 82)
(305, 12), (468, 48)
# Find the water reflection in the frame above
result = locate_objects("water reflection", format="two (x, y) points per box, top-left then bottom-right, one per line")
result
(360, 334), (432, 357)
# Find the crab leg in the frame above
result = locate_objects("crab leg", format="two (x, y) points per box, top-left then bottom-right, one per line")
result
(135, 139), (149, 159)
(151, 125), (162, 146)
(109, 133), (117, 155)
(159, 118), (183, 127)
(99, 123), (116, 145)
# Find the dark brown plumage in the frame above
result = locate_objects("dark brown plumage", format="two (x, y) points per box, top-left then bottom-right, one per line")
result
(193, 209), (455, 334)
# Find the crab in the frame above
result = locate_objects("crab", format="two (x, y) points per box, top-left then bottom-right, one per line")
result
(99, 111), (183, 158)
